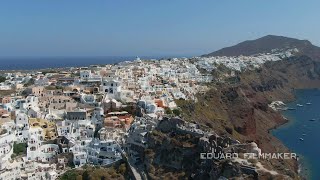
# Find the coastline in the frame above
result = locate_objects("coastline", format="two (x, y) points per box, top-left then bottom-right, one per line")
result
(266, 89), (304, 179)
(269, 88), (320, 180)
(268, 115), (304, 178)
(270, 111), (310, 180)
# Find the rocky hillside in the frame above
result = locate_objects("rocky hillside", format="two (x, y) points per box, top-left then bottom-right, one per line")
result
(173, 55), (320, 179)
(138, 56), (320, 180)
(138, 37), (320, 180)
(144, 123), (263, 180)
(203, 35), (320, 60)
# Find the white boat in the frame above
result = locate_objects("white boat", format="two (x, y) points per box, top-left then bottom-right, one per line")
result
(297, 104), (304, 107)
(299, 138), (304, 141)
(306, 102), (312, 105)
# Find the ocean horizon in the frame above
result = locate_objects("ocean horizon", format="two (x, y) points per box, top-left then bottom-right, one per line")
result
(0, 56), (189, 70)
(272, 89), (320, 180)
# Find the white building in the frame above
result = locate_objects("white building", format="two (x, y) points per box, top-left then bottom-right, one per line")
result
(101, 79), (122, 100)
(15, 111), (30, 143)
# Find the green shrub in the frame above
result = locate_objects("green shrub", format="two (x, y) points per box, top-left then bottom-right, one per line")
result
(172, 109), (181, 116)
(60, 170), (77, 180)
(0, 76), (6, 83)
(164, 107), (172, 114)
(13, 142), (27, 155)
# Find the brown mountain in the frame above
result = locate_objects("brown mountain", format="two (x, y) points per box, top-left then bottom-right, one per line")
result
(203, 35), (320, 60)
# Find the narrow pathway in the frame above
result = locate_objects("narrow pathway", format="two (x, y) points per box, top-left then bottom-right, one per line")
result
(121, 152), (142, 180)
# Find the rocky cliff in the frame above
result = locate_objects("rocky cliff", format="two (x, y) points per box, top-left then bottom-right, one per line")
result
(174, 55), (320, 179)
(137, 55), (320, 180)
(140, 36), (320, 179)
(144, 119), (265, 180)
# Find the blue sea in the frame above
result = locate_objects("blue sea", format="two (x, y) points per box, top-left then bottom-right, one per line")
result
(272, 89), (320, 180)
(0, 56), (176, 70)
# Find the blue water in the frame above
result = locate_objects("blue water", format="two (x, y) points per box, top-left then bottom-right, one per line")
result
(0, 56), (175, 70)
(272, 89), (320, 180)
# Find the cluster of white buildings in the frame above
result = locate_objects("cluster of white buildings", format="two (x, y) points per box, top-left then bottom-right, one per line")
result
(0, 57), (210, 179)
(195, 48), (298, 71)
(0, 53), (294, 179)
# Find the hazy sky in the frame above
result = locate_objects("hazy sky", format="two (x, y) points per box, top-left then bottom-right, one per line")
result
(0, 0), (319, 57)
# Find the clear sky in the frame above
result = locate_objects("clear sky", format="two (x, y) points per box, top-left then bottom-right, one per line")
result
(0, 0), (319, 57)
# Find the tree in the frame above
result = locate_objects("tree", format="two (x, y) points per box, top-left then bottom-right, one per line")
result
(0, 76), (6, 83)
(60, 171), (77, 180)
(172, 109), (181, 116)
(164, 107), (172, 114)
(13, 142), (27, 155)
(93, 126), (101, 138)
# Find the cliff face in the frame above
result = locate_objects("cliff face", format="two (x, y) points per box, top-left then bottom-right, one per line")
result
(237, 55), (320, 135)
(140, 36), (320, 179)
(180, 55), (320, 137)
(144, 121), (263, 180)
(174, 56), (320, 178)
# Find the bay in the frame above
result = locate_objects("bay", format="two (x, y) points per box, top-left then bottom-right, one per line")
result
(272, 89), (320, 180)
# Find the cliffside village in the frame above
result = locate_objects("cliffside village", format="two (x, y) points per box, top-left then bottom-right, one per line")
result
(0, 52), (294, 180)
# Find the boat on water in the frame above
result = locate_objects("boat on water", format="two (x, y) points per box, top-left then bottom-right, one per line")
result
(287, 107), (296, 110)
(306, 102), (312, 105)
(309, 119), (316, 121)
(299, 138), (304, 141)
(297, 104), (304, 107)
(302, 133), (306, 136)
